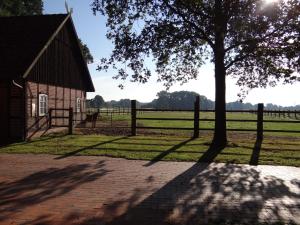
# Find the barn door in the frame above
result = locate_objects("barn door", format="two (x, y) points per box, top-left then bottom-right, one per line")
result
(0, 82), (9, 144)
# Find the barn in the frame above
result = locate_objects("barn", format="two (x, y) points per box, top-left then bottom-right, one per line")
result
(0, 13), (95, 144)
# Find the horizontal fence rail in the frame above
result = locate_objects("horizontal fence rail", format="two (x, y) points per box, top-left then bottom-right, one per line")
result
(129, 98), (300, 138)
(84, 99), (300, 138)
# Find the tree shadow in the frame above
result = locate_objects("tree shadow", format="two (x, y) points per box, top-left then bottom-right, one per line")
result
(81, 163), (299, 225)
(55, 136), (131, 159)
(0, 160), (111, 222)
(197, 143), (225, 163)
(144, 137), (195, 167)
(250, 137), (263, 165)
(5, 142), (299, 225)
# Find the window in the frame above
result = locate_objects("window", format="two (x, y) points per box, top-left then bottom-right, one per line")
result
(76, 98), (81, 113)
(39, 94), (48, 116)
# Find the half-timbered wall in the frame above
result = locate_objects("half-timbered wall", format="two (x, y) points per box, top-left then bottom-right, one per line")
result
(26, 81), (85, 138)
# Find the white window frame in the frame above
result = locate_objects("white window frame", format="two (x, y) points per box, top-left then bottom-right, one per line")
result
(76, 98), (81, 113)
(39, 94), (48, 116)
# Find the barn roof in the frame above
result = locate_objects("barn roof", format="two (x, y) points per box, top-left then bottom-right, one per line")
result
(0, 14), (94, 92)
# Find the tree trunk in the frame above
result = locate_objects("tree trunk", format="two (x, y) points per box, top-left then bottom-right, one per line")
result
(212, 52), (227, 147)
(212, 0), (227, 147)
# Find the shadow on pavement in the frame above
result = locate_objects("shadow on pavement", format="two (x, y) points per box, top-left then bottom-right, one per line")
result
(0, 160), (111, 222)
(16, 143), (300, 225)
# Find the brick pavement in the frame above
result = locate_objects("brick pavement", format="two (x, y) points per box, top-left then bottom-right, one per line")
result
(0, 154), (299, 225)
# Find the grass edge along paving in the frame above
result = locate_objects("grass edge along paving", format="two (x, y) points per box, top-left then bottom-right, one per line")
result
(1, 133), (299, 167)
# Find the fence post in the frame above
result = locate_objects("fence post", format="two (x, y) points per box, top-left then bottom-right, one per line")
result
(48, 108), (52, 129)
(257, 103), (264, 140)
(193, 95), (200, 138)
(69, 108), (73, 135)
(110, 111), (113, 127)
(131, 100), (136, 136)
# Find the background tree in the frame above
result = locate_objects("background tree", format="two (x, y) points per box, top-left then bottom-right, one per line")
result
(87, 95), (105, 108)
(0, 0), (94, 64)
(0, 0), (43, 16)
(154, 91), (215, 110)
(93, 95), (105, 107)
(92, 0), (300, 147)
(78, 38), (94, 64)
(85, 91), (300, 110)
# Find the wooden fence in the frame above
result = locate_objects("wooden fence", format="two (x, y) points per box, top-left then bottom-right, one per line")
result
(87, 107), (132, 115)
(130, 97), (300, 139)
(49, 108), (73, 134)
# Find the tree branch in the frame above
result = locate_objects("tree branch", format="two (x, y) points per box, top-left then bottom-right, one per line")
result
(162, 0), (214, 48)
(225, 54), (250, 69)
(225, 16), (293, 53)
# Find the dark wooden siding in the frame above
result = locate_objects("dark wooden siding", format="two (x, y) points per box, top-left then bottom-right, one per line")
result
(0, 81), (9, 143)
(27, 24), (88, 90)
(0, 80), (24, 143)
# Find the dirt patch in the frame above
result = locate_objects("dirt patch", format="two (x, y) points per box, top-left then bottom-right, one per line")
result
(74, 120), (300, 142)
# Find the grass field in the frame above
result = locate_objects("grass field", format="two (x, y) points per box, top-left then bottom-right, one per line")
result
(1, 111), (298, 167)
(98, 111), (300, 136)
(1, 133), (299, 167)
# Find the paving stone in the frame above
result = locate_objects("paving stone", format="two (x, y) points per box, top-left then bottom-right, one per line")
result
(0, 154), (299, 225)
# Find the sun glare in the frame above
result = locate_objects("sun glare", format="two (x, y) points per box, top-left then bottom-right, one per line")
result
(264, 0), (278, 4)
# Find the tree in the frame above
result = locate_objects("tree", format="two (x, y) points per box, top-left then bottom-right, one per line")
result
(78, 38), (94, 64)
(92, 0), (299, 147)
(0, 0), (94, 65)
(87, 95), (105, 108)
(93, 95), (105, 107)
(156, 91), (171, 109)
(0, 0), (43, 16)
(154, 91), (215, 110)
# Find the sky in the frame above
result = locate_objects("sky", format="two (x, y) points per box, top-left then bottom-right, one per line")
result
(44, 0), (300, 106)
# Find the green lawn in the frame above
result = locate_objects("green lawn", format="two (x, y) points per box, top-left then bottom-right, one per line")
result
(1, 134), (299, 167)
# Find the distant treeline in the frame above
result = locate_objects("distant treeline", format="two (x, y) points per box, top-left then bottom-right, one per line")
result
(87, 91), (300, 110)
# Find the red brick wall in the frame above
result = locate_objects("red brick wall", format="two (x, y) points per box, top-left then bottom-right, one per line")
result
(26, 81), (86, 138)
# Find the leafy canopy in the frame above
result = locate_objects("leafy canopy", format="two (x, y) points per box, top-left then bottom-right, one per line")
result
(0, 0), (43, 16)
(78, 38), (94, 64)
(92, 0), (299, 93)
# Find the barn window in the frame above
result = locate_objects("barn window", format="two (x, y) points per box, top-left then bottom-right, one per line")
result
(39, 94), (48, 116)
(76, 98), (81, 113)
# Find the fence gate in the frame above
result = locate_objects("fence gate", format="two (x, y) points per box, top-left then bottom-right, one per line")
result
(49, 108), (73, 134)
